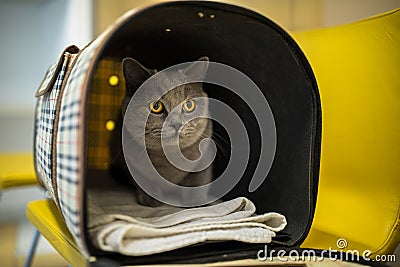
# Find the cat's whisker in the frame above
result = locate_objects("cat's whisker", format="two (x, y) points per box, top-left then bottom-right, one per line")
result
(110, 137), (138, 162)
(191, 131), (230, 160)
(144, 135), (160, 153)
(210, 131), (230, 145)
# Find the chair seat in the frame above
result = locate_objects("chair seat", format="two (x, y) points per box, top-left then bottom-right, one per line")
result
(0, 153), (37, 189)
(26, 199), (86, 267)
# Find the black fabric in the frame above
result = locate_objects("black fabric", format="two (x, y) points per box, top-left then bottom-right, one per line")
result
(85, 0), (322, 263)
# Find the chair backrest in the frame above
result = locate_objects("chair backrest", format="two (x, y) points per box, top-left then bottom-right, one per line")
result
(293, 8), (400, 257)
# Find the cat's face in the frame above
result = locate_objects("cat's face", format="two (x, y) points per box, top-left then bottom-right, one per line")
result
(122, 57), (211, 151)
(144, 82), (209, 150)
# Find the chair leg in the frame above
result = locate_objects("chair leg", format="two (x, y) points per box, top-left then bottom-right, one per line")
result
(24, 229), (41, 267)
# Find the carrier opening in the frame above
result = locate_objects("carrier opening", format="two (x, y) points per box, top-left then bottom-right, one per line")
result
(83, 1), (320, 261)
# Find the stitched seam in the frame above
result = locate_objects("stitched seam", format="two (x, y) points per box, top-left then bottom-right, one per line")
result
(372, 209), (400, 256)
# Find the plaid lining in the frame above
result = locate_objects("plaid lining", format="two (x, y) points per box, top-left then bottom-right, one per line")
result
(87, 58), (125, 170)
(33, 97), (45, 188)
(55, 36), (104, 255)
(34, 55), (72, 201)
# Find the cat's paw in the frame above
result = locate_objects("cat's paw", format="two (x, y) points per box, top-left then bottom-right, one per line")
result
(137, 193), (163, 207)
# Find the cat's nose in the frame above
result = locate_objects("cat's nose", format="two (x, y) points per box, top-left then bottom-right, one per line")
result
(171, 123), (181, 132)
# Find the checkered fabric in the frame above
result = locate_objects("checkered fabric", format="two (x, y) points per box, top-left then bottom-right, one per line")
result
(55, 36), (105, 256)
(87, 58), (125, 170)
(34, 96), (45, 185)
(34, 54), (74, 201)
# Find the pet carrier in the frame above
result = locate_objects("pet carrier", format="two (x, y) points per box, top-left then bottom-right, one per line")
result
(34, 0), (322, 264)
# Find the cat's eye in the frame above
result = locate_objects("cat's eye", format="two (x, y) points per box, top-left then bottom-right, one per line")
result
(149, 101), (164, 113)
(183, 99), (195, 113)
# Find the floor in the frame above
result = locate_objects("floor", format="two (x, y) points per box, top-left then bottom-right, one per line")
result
(0, 186), (68, 267)
(0, 222), (68, 267)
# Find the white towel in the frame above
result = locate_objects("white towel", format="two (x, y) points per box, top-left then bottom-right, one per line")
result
(87, 177), (287, 256)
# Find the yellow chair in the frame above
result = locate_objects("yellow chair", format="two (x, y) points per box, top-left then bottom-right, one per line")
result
(26, 199), (86, 267)
(0, 153), (37, 189)
(293, 9), (400, 257)
(0, 153), (41, 267)
(25, 8), (400, 267)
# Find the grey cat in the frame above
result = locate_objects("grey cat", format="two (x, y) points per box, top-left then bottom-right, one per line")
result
(110, 57), (213, 207)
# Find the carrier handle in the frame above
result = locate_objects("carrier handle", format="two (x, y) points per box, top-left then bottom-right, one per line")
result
(35, 45), (80, 97)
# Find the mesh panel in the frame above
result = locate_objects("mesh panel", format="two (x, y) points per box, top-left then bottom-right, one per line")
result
(87, 58), (125, 170)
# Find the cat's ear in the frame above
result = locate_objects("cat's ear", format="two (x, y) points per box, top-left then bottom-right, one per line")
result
(122, 58), (154, 95)
(183, 56), (209, 81)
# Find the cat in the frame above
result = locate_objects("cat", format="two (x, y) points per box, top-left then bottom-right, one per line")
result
(110, 57), (213, 207)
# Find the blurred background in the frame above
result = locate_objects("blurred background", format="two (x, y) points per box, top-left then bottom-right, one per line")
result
(0, 0), (399, 266)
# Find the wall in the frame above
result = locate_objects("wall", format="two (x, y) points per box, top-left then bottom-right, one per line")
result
(0, 0), (93, 222)
(0, 0), (93, 152)
(322, 0), (400, 27)
(93, 0), (400, 35)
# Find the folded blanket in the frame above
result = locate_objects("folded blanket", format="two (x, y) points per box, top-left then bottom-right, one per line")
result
(87, 177), (287, 256)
